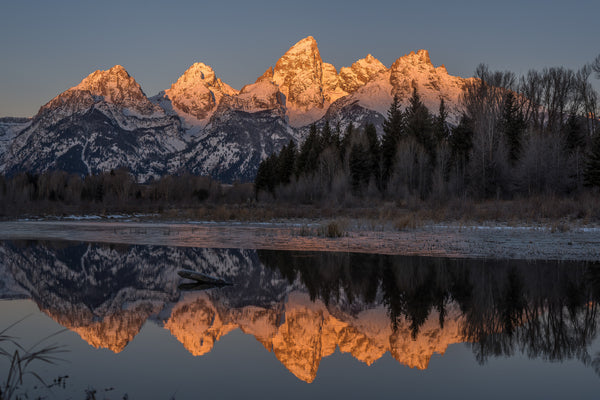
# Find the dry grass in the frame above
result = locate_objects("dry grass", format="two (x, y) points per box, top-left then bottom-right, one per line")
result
(325, 221), (344, 238)
(4, 190), (600, 229)
(393, 213), (420, 231)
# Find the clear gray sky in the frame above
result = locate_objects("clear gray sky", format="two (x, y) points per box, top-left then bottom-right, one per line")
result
(1, 0), (598, 117)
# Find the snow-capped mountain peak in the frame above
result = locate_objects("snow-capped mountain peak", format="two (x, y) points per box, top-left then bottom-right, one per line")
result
(163, 62), (237, 123)
(69, 64), (162, 116)
(339, 54), (388, 93)
(272, 36), (325, 119)
(385, 49), (472, 123)
(33, 65), (164, 123)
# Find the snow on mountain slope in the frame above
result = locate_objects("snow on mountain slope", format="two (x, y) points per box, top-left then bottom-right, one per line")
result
(158, 62), (238, 127)
(179, 107), (294, 182)
(3, 66), (185, 181)
(388, 50), (473, 124)
(218, 80), (286, 113)
(0, 117), (30, 161)
(318, 49), (472, 131)
(321, 62), (348, 103)
(338, 54), (388, 93)
(35, 65), (166, 125)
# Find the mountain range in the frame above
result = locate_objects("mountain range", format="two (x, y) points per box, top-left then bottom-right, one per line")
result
(0, 37), (473, 183)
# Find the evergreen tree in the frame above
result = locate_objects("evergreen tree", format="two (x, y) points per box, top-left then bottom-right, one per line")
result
(321, 120), (333, 148)
(584, 133), (600, 187)
(382, 94), (404, 136)
(349, 142), (370, 194)
(381, 95), (405, 186)
(278, 140), (297, 185)
(364, 123), (381, 188)
(433, 98), (450, 143)
(449, 114), (474, 179)
(296, 124), (320, 177)
(333, 121), (342, 150)
(405, 87), (434, 153)
(255, 154), (277, 198)
(404, 88), (436, 180)
(499, 92), (526, 165)
(340, 122), (355, 162)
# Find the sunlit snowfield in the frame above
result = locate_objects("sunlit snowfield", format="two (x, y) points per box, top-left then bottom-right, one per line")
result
(1, 239), (600, 399)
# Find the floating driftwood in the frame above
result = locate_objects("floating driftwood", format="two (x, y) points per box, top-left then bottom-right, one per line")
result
(177, 269), (232, 286)
(178, 282), (221, 291)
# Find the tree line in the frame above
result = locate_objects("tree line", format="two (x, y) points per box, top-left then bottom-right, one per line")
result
(0, 169), (254, 216)
(255, 58), (600, 204)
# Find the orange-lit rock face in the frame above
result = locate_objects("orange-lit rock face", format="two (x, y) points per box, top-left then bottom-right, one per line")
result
(271, 296), (328, 383)
(37, 65), (163, 120)
(273, 36), (324, 111)
(164, 294), (237, 356)
(270, 36), (349, 127)
(218, 81), (286, 113)
(44, 302), (160, 353)
(70, 311), (147, 353)
(40, 288), (470, 383)
(388, 49), (473, 118)
(388, 313), (465, 370)
(339, 54), (388, 93)
(165, 62), (238, 121)
(162, 291), (468, 383)
(73, 65), (158, 113)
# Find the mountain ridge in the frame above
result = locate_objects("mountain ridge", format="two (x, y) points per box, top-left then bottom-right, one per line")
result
(1, 37), (473, 182)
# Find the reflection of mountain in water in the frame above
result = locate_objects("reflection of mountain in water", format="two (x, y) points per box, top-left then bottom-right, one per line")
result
(1, 241), (599, 382)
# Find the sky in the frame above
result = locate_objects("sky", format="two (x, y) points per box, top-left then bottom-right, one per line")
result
(1, 0), (599, 117)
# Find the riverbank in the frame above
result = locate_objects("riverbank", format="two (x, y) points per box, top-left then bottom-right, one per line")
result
(1, 219), (599, 261)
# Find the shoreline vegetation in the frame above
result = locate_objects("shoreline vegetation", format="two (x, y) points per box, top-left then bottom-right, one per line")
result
(1, 177), (599, 228)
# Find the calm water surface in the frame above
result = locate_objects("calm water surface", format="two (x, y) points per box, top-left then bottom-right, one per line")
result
(0, 240), (599, 399)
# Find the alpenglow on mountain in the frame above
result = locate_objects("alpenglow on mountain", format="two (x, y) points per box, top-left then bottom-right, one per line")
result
(1, 37), (473, 183)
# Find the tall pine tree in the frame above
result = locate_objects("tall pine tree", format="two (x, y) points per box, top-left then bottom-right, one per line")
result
(405, 88), (434, 150)
(321, 120), (333, 148)
(433, 98), (450, 143)
(405, 87), (435, 169)
(381, 94), (404, 186)
(278, 140), (297, 185)
(364, 123), (381, 189)
(296, 124), (321, 177)
(349, 142), (370, 194)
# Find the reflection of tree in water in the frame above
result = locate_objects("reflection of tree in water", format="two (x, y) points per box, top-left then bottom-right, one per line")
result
(258, 250), (600, 372)
(258, 251), (465, 339)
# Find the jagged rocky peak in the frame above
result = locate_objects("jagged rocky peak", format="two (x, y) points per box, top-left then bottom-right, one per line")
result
(338, 54), (388, 93)
(386, 49), (469, 123)
(321, 63), (339, 91)
(73, 65), (162, 115)
(270, 36), (350, 127)
(164, 62), (237, 121)
(272, 36), (325, 119)
(255, 66), (274, 83)
(38, 64), (162, 119)
(389, 49), (438, 81)
(219, 80), (286, 113)
(321, 62), (348, 104)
